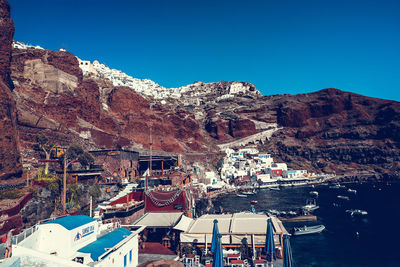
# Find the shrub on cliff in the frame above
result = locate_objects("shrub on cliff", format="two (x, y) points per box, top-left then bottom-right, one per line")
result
(0, 188), (24, 200)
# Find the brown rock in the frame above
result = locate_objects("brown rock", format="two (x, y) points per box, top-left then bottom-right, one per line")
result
(0, 0), (22, 180)
(0, 0), (13, 88)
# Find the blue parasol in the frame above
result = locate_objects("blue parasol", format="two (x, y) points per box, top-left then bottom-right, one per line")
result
(211, 219), (219, 253)
(283, 234), (294, 267)
(212, 233), (224, 267)
(265, 218), (276, 263)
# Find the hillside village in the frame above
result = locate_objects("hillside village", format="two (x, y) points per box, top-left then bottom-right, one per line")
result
(203, 147), (328, 191)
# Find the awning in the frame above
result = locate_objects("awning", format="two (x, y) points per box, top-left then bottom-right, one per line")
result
(173, 215), (194, 232)
(134, 212), (183, 228)
(180, 212), (288, 245)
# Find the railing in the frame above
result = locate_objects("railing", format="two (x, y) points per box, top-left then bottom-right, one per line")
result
(11, 214), (67, 245)
(12, 225), (37, 245)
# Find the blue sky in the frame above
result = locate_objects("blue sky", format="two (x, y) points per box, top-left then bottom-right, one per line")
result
(9, 0), (400, 101)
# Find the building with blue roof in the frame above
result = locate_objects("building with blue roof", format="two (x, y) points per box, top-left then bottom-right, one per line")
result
(78, 228), (132, 262)
(42, 215), (95, 230)
(11, 215), (145, 266)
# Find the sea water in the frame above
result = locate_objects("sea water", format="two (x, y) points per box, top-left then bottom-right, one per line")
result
(213, 182), (400, 267)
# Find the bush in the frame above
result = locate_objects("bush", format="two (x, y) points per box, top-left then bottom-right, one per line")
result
(88, 184), (101, 200)
(0, 189), (24, 200)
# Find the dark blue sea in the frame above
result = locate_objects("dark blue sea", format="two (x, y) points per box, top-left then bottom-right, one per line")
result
(213, 182), (400, 267)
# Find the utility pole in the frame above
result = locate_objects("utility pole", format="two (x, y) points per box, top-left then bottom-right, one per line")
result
(89, 195), (93, 218)
(63, 154), (67, 214)
(147, 104), (153, 191)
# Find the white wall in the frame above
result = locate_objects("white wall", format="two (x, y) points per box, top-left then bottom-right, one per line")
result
(34, 221), (97, 259)
(97, 233), (139, 267)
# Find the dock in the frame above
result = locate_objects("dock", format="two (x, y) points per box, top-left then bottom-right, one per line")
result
(279, 215), (317, 222)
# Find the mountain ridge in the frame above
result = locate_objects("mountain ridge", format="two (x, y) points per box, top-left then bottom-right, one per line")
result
(2, 38), (400, 180)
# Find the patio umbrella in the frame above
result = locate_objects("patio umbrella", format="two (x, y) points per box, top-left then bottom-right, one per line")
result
(283, 234), (294, 267)
(265, 218), (276, 264)
(211, 219), (219, 253)
(212, 233), (224, 267)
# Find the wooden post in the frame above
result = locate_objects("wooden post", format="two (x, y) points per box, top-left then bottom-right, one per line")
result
(161, 160), (164, 176)
(75, 175), (78, 184)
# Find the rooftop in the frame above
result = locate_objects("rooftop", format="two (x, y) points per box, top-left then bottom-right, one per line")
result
(42, 215), (95, 230)
(78, 228), (132, 262)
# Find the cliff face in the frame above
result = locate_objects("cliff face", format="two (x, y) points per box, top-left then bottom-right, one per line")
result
(169, 83), (400, 176)
(0, 0), (22, 180)
(266, 89), (400, 175)
(11, 47), (209, 159)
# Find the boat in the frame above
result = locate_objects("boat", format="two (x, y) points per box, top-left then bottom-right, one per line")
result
(347, 188), (357, 194)
(346, 209), (368, 216)
(237, 194), (247, 198)
(287, 211), (297, 216)
(267, 209), (280, 216)
(302, 199), (319, 213)
(243, 190), (256, 195)
(270, 187), (280, 191)
(337, 195), (350, 200)
(292, 225), (326, 236)
(329, 183), (346, 189)
(250, 200), (258, 204)
(309, 191), (319, 197)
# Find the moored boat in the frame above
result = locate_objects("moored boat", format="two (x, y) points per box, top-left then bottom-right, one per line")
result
(243, 190), (256, 195)
(337, 195), (350, 200)
(347, 188), (357, 194)
(250, 200), (258, 204)
(237, 194), (247, 198)
(292, 225), (326, 236)
(302, 199), (319, 213)
(329, 183), (346, 189)
(346, 209), (368, 216)
(309, 191), (319, 197)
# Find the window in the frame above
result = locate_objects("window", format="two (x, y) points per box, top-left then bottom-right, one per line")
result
(129, 249), (132, 262)
(124, 254), (127, 267)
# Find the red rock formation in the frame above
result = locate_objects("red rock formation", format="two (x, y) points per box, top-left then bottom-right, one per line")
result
(0, 0), (22, 180)
(107, 86), (205, 152)
(0, 0), (13, 88)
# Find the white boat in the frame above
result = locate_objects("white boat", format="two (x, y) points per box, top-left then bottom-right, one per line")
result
(346, 209), (368, 216)
(270, 187), (280, 191)
(267, 209), (280, 216)
(237, 194), (247, 197)
(242, 190), (256, 195)
(292, 225), (326, 236)
(329, 183), (346, 189)
(302, 199), (319, 212)
(337, 195), (350, 201)
(347, 188), (357, 194)
(309, 191), (319, 197)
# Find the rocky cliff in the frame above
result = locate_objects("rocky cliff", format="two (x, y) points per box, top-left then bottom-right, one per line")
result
(190, 86), (400, 176)
(8, 39), (400, 179)
(4, 29), (400, 180)
(267, 89), (400, 176)
(0, 0), (22, 180)
(10, 46), (211, 165)
(9, 39), (400, 179)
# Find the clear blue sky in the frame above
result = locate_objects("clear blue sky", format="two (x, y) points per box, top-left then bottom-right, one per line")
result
(9, 0), (400, 101)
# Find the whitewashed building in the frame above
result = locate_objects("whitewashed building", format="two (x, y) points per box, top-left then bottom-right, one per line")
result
(7, 215), (145, 266)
